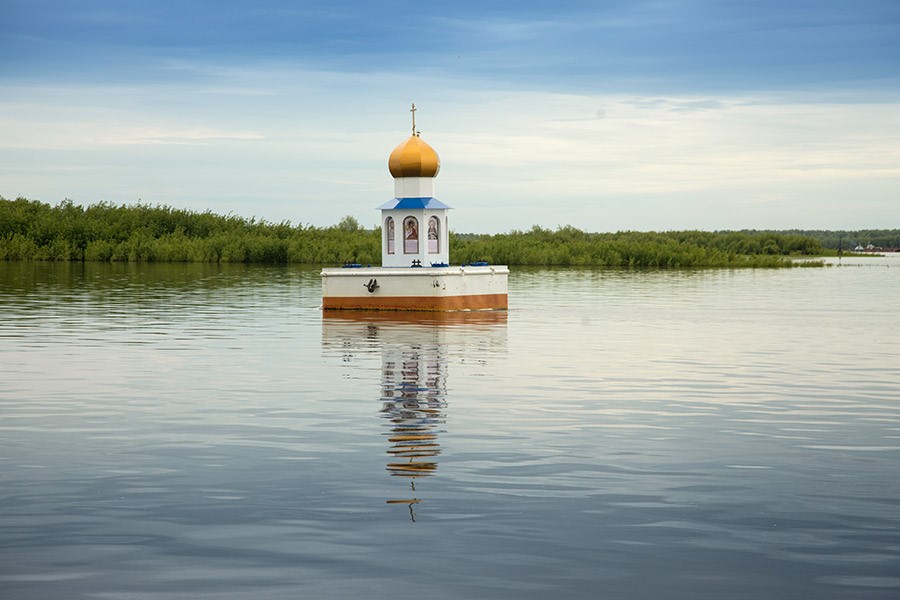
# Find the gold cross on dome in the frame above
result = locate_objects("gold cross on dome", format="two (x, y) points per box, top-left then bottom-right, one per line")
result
(410, 102), (417, 136)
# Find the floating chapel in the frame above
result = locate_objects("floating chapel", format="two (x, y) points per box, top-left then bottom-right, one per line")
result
(321, 104), (508, 311)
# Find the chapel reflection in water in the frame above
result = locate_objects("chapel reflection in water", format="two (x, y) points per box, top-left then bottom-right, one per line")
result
(380, 339), (446, 521)
(322, 311), (507, 521)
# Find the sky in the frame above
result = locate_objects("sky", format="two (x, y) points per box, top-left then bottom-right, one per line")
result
(2, 0), (899, 233)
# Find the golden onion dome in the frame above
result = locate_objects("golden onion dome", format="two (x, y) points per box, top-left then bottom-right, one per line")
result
(388, 134), (440, 178)
(388, 103), (440, 178)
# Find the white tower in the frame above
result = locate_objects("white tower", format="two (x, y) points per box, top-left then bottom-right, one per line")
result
(378, 103), (451, 268)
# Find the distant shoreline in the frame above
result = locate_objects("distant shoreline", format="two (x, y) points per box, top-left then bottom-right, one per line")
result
(4, 197), (896, 268)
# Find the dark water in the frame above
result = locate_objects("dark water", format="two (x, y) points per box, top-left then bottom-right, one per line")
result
(2, 258), (899, 599)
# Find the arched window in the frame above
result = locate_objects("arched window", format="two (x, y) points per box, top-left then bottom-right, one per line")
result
(385, 217), (395, 254)
(427, 216), (439, 253)
(403, 217), (419, 254)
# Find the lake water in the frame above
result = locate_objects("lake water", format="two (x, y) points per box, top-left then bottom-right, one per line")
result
(2, 257), (899, 599)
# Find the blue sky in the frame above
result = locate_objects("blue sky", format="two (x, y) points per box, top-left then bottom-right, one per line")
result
(2, 0), (898, 233)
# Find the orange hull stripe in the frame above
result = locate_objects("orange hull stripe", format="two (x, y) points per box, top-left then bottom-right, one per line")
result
(323, 293), (508, 311)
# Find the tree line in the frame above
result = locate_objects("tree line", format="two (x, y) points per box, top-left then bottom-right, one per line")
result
(775, 229), (900, 250)
(0, 197), (834, 267)
(451, 226), (824, 268)
(0, 198), (380, 264)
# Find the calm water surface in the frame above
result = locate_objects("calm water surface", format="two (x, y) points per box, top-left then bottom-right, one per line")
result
(2, 258), (899, 599)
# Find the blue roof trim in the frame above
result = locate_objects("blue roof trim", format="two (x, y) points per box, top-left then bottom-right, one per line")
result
(376, 197), (452, 210)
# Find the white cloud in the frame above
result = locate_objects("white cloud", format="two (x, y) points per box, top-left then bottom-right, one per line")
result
(1, 67), (898, 231)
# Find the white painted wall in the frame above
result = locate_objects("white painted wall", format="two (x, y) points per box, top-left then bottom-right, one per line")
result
(381, 208), (450, 267)
(322, 266), (509, 299)
(394, 177), (434, 199)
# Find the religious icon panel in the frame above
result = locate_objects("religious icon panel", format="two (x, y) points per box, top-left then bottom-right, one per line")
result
(427, 216), (439, 254)
(385, 217), (395, 254)
(404, 217), (419, 254)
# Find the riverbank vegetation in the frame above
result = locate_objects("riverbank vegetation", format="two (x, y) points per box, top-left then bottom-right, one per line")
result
(452, 227), (822, 268)
(780, 229), (900, 252)
(0, 197), (843, 267)
(0, 198), (380, 264)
